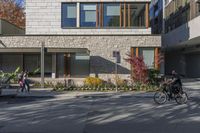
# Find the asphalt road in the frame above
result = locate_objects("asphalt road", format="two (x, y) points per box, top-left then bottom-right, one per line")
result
(0, 90), (200, 133)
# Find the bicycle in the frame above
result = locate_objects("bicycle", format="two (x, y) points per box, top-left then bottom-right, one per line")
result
(154, 81), (188, 104)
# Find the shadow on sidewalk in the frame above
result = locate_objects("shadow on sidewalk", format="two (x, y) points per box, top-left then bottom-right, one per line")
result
(0, 94), (55, 104)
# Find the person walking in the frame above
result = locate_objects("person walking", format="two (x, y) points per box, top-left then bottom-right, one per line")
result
(18, 71), (24, 93)
(23, 70), (30, 93)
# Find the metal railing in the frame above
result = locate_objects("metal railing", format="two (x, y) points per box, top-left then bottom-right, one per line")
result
(165, 0), (200, 33)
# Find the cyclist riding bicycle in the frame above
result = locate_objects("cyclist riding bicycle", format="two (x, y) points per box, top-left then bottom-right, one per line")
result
(168, 70), (182, 98)
(154, 70), (188, 104)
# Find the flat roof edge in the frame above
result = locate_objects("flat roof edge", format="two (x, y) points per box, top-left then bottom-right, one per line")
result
(0, 34), (161, 37)
(0, 47), (90, 53)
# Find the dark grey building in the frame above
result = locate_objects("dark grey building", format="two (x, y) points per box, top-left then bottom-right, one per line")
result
(163, 0), (200, 78)
(150, 0), (163, 34)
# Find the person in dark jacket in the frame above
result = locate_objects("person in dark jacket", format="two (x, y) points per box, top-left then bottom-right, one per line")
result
(169, 70), (182, 98)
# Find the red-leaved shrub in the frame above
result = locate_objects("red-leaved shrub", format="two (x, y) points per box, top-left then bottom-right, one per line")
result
(125, 53), (148, 84)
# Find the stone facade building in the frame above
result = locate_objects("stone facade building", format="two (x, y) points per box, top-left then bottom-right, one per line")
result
(0, 0), (161, 81)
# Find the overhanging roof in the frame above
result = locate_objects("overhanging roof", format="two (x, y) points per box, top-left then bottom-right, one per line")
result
(47, 48), (89, 54)
(0, 47), (90, 54)
(0, 48), (40, 53)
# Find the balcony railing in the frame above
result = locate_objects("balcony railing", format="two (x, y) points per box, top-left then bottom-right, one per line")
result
(165, 0), (200, 33)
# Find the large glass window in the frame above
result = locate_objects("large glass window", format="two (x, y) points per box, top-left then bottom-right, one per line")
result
(24, 54), (52, 77)
(103, 3), (120, 27)
(0, 54), (23, 72)
(61, 2), (149, 28)
(70, 53), (90, 77)
(129, 3), (146, 27)
(139, 48), (155, 69)
(80, 4), (97, 27)
(62, 3), (77, 27)
(56, 54), (65, 78)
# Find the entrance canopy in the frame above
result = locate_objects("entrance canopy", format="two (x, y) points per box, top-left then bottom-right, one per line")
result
(0, 47), (90, 78)
(0, 47), (90, 54)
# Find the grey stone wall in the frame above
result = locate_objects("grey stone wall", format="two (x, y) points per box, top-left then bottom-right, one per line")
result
(0, 35), (161, 79)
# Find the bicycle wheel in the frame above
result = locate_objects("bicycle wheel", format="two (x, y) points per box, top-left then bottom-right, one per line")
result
(154, 91), (167, 104)
(175, 92), (188, 104)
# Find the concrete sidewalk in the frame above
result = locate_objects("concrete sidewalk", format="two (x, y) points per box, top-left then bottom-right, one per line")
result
(182, 78), (200, 90)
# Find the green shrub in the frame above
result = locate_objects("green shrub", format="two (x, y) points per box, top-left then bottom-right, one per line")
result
(44, 82), (54, 88)
(53, 82), (65, 91)
(148, 69), (160, 85)
(29, 68), (40, 76)
(33, 82), (41, 88)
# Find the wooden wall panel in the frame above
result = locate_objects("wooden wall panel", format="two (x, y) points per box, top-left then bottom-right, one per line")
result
(96, 4), (99, 27)
(145, 3), (149, 28)
(128, 4), (131, 27)
(154, 48), (159, 70)
(136, 47), (139, 57)
(130, 47), (134, 77)
(100, 3), (103, 27)
(120, 3), (122, 27)
(124, 3), (126, 28)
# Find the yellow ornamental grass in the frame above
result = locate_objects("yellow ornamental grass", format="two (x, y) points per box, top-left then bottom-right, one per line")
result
(84, 77), (103, 87)
(114, 75), (124, 86)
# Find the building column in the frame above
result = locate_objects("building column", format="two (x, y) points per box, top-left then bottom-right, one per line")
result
(41, 43), (45, 88)
(52, 53), (57, 78)
(77, 2), (80, 27)
(21, 53), (24, 71)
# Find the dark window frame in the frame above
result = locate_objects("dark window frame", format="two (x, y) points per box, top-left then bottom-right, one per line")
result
(80, 3), (98, 28)
(61, 3), (77, 28)
(61, 2), (149, 29)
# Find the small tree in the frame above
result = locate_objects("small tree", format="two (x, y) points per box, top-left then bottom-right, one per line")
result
(0, 0), (25, 28)
(125, 53), (148, 84)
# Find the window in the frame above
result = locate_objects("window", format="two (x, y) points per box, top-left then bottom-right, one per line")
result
(139, 48), (155, 68)
(62, 3), (77, 27)
(103, 3), (120, 27)
(24, 54), (52, 77)
(24, 54), (40, 73)
(61, 2), (149, 28)
(198, 3), (200, 13)
(70, 53), (90, 77)
(80, 4), (97, 27)
(128, 3), (146, 27)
